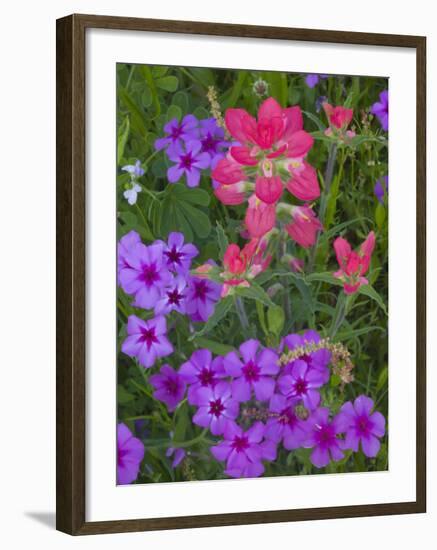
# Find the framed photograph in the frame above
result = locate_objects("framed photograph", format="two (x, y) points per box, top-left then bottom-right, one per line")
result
(56, 14), (426, 535)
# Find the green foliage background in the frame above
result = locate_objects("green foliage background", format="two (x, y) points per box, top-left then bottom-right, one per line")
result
(116, 63), (388, 483)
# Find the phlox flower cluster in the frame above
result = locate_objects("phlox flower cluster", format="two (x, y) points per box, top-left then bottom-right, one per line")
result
(155, 114), (232, 188)
(118, 230), (222, 368)
(148, 330), (386, 478)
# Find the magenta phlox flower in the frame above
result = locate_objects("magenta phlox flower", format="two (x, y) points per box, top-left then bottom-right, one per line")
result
(336, 395), (386, 457)
(149, 364), (186, 411)
(166, 140), (211, 187)
(185, 276), (222, 322)
(117, 423), (145, 484)
(211, 421), (276, 478)
(265, 394), (309, 450)
(192, 381), (239, 435)
(179, 349), (226, 404)
(121, 315), (173, 368)
(278, 359), (325, 410)
(303, 407), (346, 468)
(224, 339), (279, 402)
(159, 231), (199, 273)
(154, 114), (199, 150)
(118, 241), (172, 309)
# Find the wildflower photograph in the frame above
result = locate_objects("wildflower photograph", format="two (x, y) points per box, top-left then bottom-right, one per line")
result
(116, 64), (389, 485)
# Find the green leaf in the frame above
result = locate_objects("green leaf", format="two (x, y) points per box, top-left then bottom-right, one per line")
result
(375, 203), (386, 230)
(236, 283), (275, 307)
(172, 184), (210, 206)
(190, 297), (234, 338)
(303, 110), (326, 132)
(152, 66), (168, 78)
(117, 116), (130, 164)
(223, 70), (247, 108)
(172, 91), (189, 112)
(178, 201), (211, 238)
(141, 87), (152, 108)
(306, 272), (387, 315)
(117, 384), (135, 404)
(358, 284), (388, 315)
(173, 400), (189, 442)
(377, 366), (388, 392)
(118, 88), (146, 136)
(156, 75), (179, 92)
(216, 222), (229, 258)
(336, 325), (385, 340)
(267, 305), (285, 336)
(192, 336), (234, 356)
(166, 104), (182, 122)
(256, 302), (268, 336)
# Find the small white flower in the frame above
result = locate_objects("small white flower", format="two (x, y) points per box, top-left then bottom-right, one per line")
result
(123, 183), (142, 205)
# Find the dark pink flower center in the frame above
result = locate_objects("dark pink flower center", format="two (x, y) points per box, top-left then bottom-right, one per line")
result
(118, 448), (128, 466)
(167, 288), (183, 305)
(164, 378), (179, 395)
(242, 360), (261, 382)
(201, 134), (219, 153)
(315, 424), (335, 446)
(138, 327), (159, 350)
(171, 125), (183, 140)
(165, 246), (182, 265)
(294, 378), (308, 395)
(356, 416), (370, 434)
(140, 262), (160, 286)
(179, 152), (194, 170)
(209, 398), (225, 418)
(193, 280), (208, 301)
(198, 367), (215, 386)
(232, 435), (250, 453)
(279, 407), (298, 426)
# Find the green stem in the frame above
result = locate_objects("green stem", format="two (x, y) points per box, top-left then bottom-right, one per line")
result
(329, 292), (347, 338)
(125, 65), (136, 91)
(234, 297), (250, 336)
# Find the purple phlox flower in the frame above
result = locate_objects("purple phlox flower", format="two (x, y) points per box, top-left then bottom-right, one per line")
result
(117, 423), (145, 484)
(278, 359), (325, 411)
(199, 118), (229, 165)
(121, 315), (173, 368)
(179, 348), (226, 404)
(117, 230), (141, 282)
(303, 407), (345, 468)
(211, 421), (277, 478)
(336, 395), (386, 458)
(166, 140), (211, 188)
(154, 114), (199, 151)
(370, 90), (388, 131)
(192, 381), (239, 435)
(166, 446), (186, 468)
(374, 175), (388, 204)
(185, 276), (222, 322)
(123, 182), (142, 205)
(154, 275), (187, 316)
(122, 159), (145, 178)
(118, 241), (172, 309)
(224, 339), (279, 402)
(281, 330), (331, 383)
(265, 394), (309, 450)
(159, 231), (199, 273)
(149, 364), (186, 412)
(305, 74), (328, 88)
